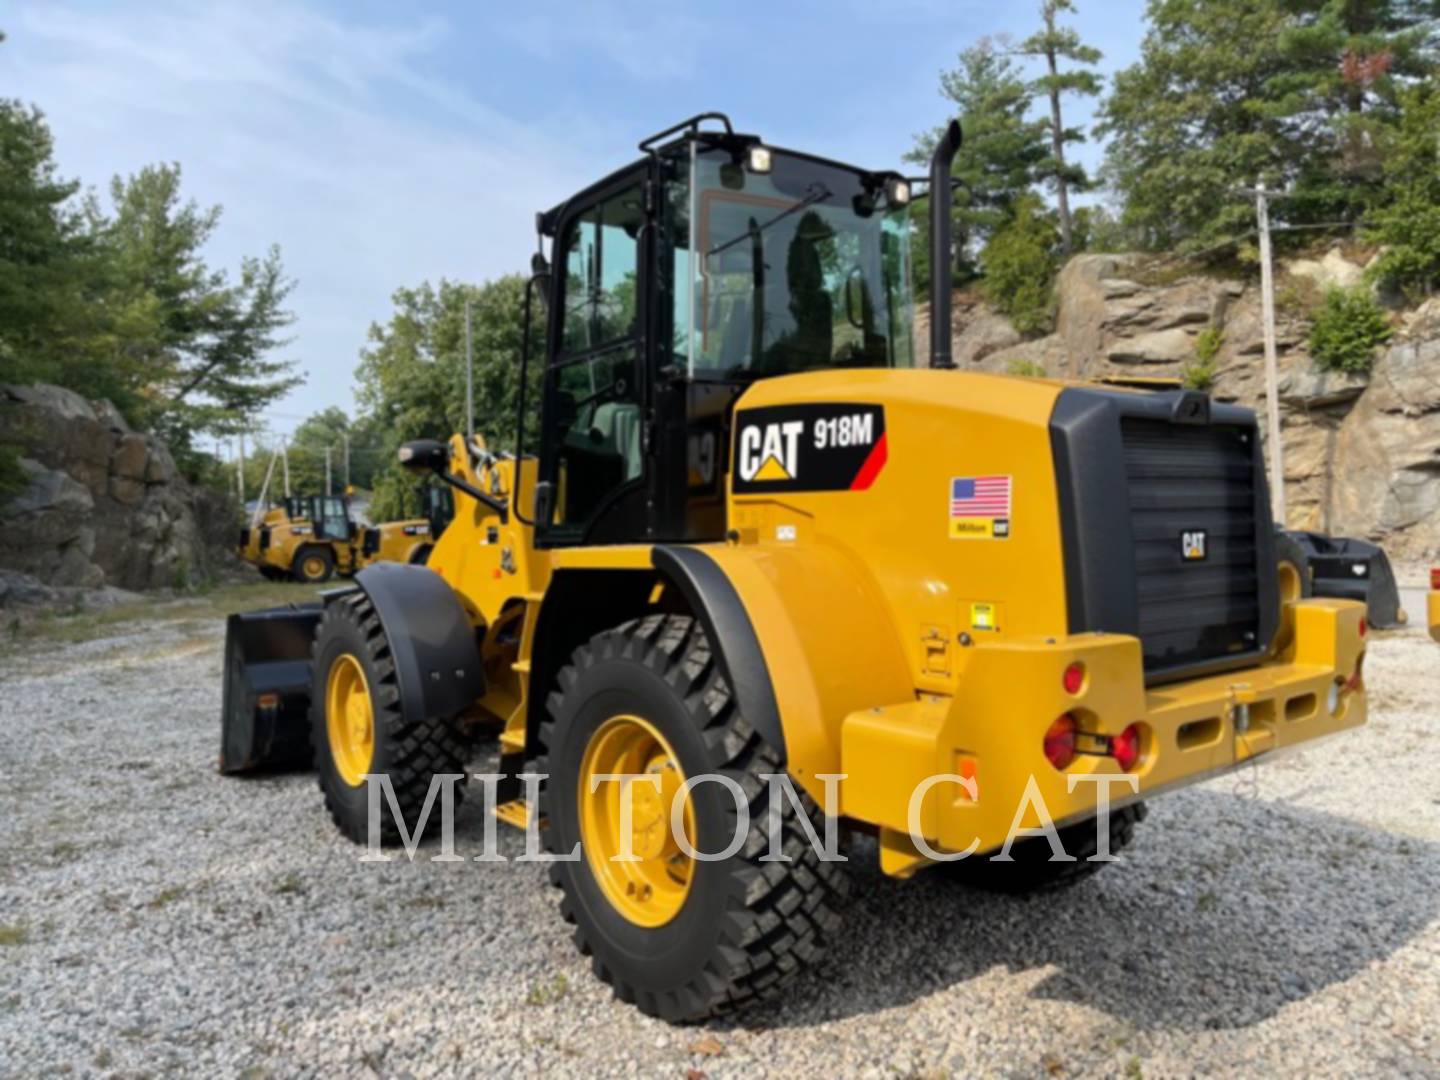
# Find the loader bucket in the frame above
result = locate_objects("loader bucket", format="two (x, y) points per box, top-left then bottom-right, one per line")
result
(1284, 530), (1406, 629)
(219, 604), (324, 773)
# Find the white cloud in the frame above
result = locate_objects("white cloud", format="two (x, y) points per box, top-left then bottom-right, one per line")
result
(5, 0), (587, 436)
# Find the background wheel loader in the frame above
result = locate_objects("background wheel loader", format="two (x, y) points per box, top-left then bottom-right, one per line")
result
(237, 489), (448, 583)
(219, 114), (1369, 1022)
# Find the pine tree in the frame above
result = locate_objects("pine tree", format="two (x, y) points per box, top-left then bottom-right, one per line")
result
(1018, 0), (1104, 256)
(908, 38), (1050, 280)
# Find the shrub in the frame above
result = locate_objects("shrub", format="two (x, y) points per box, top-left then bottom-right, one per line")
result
(1181, 327), (1223, 390)
(1308, 287), (1393, 375)
(1005, 359), (1047, 378)
(0, 445), (27, 509)
(981, 196), (1060, 336)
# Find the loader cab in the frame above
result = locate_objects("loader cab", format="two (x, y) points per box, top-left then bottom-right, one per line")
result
(532, 115), (915, 548)
(283, 495), (353, 542)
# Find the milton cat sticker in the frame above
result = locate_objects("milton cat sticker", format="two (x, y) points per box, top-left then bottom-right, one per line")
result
(733, 404), (887, 494)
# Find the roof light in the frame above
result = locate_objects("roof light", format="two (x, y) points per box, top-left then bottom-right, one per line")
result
(747, 145), (773, 174)
(885, 177), (911, 206)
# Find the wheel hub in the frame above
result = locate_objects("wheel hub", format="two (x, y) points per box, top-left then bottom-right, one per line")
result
(325, 653), (374, 786)
(578, 715), (695, 927)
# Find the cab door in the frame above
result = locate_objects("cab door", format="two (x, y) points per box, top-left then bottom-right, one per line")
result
(536, 168), (653, 547)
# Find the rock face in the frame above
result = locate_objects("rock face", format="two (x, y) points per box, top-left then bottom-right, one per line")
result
(922, 249), (1440, 558)
(0, 384), (211, 589)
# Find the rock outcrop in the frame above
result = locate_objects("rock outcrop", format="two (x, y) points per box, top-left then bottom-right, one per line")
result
(924, 250), (1440, 558)
(0, 384), (211, 590)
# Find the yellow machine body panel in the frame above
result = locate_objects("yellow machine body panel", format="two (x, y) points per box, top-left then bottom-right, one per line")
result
(355, 519), (433, 570)
(418, 370), (1368, 873)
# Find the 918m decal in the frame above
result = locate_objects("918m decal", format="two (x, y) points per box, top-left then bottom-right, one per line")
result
(733, 404), (887, 494)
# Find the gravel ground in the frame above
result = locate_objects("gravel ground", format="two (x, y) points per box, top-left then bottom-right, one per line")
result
(1, 609), (1438, 1078)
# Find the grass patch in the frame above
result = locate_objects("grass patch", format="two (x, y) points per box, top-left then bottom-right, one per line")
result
(525, 973), (569, 1006)
(147, 885), (187, 910)
(16, 580), (329, 646)
(0, 923), (30, 946)
(273, 873), (305, 897)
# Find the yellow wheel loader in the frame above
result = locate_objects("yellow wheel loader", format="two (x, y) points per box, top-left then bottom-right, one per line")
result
(237, 493), (440, 583)
(219, 115), (1369, 1022)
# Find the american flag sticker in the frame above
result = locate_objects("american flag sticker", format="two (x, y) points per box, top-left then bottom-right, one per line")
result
(949, 476), (1013, 540)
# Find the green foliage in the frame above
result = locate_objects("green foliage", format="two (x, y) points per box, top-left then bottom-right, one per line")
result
(980, 197), (1061, 335)
(1099, 0), (1440, 252)
(0, 101), (299, 463)
(1308, 286), (1393, 372)
(0, 444), (27, 508)
(1017, 0), (1104, 254)
(1006, 358), (1048, 378)
(1367, 83), (1440, 297)
(908, 38), (1051, 285)
(357, 276), (538, 521)
(1182, 327), (1225, 389)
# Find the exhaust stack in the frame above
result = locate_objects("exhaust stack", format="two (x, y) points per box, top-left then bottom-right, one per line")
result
(929, 120), (963, 370)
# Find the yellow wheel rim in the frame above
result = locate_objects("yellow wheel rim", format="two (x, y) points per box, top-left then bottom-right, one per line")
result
(578, 715), (695, 928)
(325, 654), (374, 786)
(1279, 559), (1303, 605)
(303, 556), (325, 579)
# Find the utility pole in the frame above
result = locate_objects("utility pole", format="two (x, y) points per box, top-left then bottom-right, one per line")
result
(343, 432), (351, 490)
(1232, 178), (1288, 525)
(281, 437), (291, 497)
(464, 298), (475, 442)
(237, 433), (246, 508)
(325, 445), (332, 495)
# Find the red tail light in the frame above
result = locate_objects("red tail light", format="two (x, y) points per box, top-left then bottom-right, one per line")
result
(1359, 617), (1368, 638)
(1044, 714), (1078, 770)
(1432, 568), (1439, 590)
(1062, 662), (1086, 696)
(1110, 724), (1143, 771)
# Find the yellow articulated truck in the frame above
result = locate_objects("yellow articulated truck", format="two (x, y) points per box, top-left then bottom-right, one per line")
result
(237, 491), (448, 583)
(220, 115), (1368, 1022)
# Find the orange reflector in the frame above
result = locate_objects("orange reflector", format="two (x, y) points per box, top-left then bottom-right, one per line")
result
(1044, 714), (1078, 771)
(257, 693), (280, 710)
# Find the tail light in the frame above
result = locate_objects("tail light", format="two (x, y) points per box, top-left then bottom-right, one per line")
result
(1062, 662), (1086, 696)
(1110, 724), (1144, 771)
(1359, 616), (1368, 638)
(1044, 714), (1078, 770)
(1431, 568), (1439, 590)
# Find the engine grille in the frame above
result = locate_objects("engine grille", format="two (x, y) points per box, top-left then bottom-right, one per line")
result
(1120, 416), (1261, 673)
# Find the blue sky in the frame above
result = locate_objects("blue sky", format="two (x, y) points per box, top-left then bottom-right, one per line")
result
(6, 0), (1147, 439)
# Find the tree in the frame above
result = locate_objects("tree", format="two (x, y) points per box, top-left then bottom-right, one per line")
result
(1097, 0), (1298, 251)
(282, 407), (376, 496)
(91, 165), (302, 452)
(980, 195), (1062, 334)
(1367, 81), (1440, 295)
(356, 275), (536, 521)
(0, 100), (98, 387)
(909, 38), (1050, 282)
(1018, 1), (1104, 256)
(1269, 0), (1440, 222)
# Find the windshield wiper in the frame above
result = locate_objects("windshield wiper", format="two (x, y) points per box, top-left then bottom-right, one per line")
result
(705, 183), (833, 259)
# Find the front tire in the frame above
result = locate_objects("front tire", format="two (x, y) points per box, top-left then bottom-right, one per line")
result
(310, 591), (468, 844)
(536, 614), (848, 1022)
(293, 545), (334, 584)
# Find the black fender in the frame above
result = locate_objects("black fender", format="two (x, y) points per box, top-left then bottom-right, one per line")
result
(652, 545), (786, 763)
(347, 562), (486, 724)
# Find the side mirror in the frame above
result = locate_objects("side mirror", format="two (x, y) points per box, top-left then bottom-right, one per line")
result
(398, 439), (449, 474)
(530, 252), (552, 313)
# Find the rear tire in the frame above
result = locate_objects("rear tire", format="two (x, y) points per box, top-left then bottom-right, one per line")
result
(536, 614), (848, 1022)
(293, 545), (334, 584)
(310, 591), (468, 844)
(942, 803), (1148, 895)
